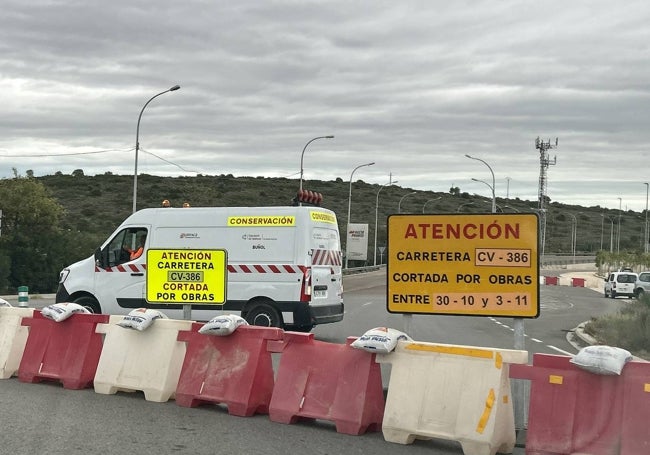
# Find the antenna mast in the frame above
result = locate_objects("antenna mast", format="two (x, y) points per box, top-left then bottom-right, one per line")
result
(536, 137), (558, 260)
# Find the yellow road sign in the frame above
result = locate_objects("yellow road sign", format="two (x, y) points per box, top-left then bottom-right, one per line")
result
(387, 213), (539, 317)
(146, 249), (227, 304)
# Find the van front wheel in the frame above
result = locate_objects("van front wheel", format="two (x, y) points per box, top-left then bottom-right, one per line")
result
(72, 295), (101, 314)
(245, 303), (282, 328)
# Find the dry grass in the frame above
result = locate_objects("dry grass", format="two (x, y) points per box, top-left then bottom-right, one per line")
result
(584, 295), (650, 358)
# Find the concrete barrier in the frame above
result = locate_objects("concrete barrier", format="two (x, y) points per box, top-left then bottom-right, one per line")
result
(377, 341), (528, 455)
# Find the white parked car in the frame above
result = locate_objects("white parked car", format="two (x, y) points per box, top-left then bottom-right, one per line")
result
(604, 271), (638, 299)
(634, 271), (650, 298)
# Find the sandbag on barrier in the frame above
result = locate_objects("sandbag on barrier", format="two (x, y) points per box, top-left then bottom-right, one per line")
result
(377, 341), (528, 455)
(94, 316), (194, 402)
(18, 312), (109, 389)
(175, 324), (283, 416)
(267, 332), (385, 435)
(0, 307), (34, 379)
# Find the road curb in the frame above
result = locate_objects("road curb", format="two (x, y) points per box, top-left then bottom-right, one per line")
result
(573, 321), (598, 345)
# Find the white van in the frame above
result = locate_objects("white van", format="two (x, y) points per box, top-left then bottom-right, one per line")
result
(604, 271), (638, 299)
(56, 206), (344, 331)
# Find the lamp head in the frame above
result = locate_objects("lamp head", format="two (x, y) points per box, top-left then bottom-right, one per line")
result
(169, 85), (181, 91)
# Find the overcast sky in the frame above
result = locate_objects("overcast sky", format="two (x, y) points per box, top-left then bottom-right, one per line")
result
(1, 1), (649, 211)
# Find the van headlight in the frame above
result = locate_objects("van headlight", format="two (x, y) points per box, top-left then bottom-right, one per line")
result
(58, 269), (70, 284)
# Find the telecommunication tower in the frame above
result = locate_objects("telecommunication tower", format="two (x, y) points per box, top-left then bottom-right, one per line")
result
(536, 137), (558, 260)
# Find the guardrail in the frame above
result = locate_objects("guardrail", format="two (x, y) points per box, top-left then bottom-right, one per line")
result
(343, 266), (383, 275)
(344, 256), (597, 275)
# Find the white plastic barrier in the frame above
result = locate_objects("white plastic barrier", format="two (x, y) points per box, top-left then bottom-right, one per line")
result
(377, 341), (528, 455)
(0, 307), (35, 379)
(94, 316), (194, 402)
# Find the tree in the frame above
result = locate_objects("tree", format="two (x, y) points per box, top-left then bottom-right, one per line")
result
(0, 177), (65, 293)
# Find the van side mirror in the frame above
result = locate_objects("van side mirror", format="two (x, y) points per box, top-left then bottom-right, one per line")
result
(94, 247), (108, 268)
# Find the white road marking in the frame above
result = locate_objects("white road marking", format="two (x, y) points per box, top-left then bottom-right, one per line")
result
(489, 319), (574, 354)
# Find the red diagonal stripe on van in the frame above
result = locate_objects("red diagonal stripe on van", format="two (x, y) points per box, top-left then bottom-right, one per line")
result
(96, 263), (304, 274)
(311, 249), (342, 266)
(227, 264), (303, 274)
(95, 264), (147, 273)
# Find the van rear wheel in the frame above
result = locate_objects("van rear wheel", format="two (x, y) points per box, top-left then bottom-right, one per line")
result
(245, 303), (282, 328)
(72, 295), (101, 314)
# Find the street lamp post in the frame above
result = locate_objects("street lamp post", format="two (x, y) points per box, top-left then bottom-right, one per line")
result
(600, 213), (605, 251)
(605, 215), (615, 253)
(471, 177), (497, 211)
(422, 197), (442, 213)
(643, 183), (650, 253)
(374, 181), (398, 266)
(456, 202), (474, 212)
(465, 154), (496, 213)
(566, 213), (577, 262)
(617, 197), (622, 254)
(132, 84), (181, 213)
(398, 191), (417, 213)
(345, 161), (375, 269)
(298, 135), (334, 205)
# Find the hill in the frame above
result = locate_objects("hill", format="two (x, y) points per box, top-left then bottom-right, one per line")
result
(37, 171), (647, 264)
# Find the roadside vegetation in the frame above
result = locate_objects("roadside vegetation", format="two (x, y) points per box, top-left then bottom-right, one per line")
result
(2, 168), (650, 294)
(583, 294), (650, 359)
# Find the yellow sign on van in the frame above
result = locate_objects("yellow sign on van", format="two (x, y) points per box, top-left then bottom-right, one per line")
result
(227, 216), (295, 227)
(146, 249), (227, 304)
(387, 213), (539, 318)
(310, 211), (337, 224)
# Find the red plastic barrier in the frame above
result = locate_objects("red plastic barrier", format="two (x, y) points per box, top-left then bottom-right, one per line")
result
(544, 276), (558, 285)
(175, 324), (283, 416)
(18, 312), (109, 389)
(620, 361), (650, 454)
(509, 353), (646, 455)
(267, 332), (384, 435)
(571, 277), (585, 287)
